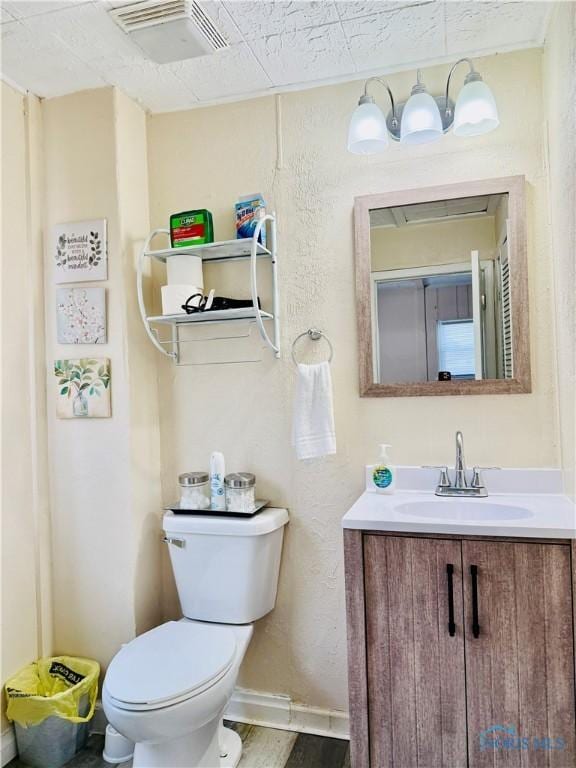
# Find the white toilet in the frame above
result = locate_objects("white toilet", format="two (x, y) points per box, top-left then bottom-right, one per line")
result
(102, 507), (289, 768)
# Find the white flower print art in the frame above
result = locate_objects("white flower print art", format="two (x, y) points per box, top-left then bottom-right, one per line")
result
(56, 287), (106, 344)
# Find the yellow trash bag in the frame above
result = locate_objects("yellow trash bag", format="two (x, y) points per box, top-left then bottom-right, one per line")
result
(5, 656), (100, 727)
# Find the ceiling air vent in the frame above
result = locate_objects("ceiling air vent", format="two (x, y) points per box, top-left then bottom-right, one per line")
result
(110, 0), (229, 64)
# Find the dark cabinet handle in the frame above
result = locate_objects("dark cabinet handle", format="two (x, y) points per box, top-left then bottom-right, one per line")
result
(470, 564), (480, 638)
(446, 564), (456, 636)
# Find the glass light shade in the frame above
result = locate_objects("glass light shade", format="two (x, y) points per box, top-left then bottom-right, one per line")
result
(453, 80), (499, 136)
(347, 101), (389, 155)
(400, 92), (443, 145)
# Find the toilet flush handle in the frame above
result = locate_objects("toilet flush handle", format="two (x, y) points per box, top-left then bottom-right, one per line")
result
(162, 535), (186, 549)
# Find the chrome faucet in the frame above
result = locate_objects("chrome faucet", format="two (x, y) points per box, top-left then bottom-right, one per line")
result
(454, 431), (467, 489)
(425, 431), (499, 498)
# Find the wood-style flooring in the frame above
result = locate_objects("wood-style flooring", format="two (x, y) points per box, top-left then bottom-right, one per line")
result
(8, 721), (350, 768)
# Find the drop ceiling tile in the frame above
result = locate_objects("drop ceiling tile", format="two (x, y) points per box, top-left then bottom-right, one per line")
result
(223, 0), (340, 40)
(199, 0), (244, 45)
(105, 61), (199, 111)
(2, 1), (89, 19)
(1, 6), (16, 22)
(336, 0), (439, 22)
(23, 1), (144, 69)
(247, 22), (355, 87)
(99, 0), (137, 7)
(12, 55), (106, 97)
(343, 1), (445, 72)
(168, 42), (272, 100)
(1, 18), (21, 41)
(1, 17), (55, 62)
(1, 19), (106, 96)
(0, 0), (556, 112)
(445, 1), (549, 56)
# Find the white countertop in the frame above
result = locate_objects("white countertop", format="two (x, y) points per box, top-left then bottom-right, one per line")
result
(343, 468), (576, 538)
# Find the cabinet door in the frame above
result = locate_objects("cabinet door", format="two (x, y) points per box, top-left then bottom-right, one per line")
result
(364, 535), (467, 767)
(463, 541), (576, 767)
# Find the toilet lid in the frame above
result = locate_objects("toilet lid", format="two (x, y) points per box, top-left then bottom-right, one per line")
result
(105, 622), (237, 707)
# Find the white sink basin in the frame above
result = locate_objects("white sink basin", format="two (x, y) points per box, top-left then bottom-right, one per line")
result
(343, 469), (575, 538)
(395, 500), (533, 522)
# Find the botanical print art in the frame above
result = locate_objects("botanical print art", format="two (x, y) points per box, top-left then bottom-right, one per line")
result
(55, 359), (111, 419)
(53, 219), (107, 283)
(56, 287), (106, 344)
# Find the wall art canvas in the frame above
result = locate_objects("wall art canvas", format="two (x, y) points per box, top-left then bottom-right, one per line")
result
(53, 219), (107, 283)
(56, 287), (106, 344)
(55, 358), (111, 419)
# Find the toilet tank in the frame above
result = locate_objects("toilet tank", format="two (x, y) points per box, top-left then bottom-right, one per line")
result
(163, 508), (288, 624)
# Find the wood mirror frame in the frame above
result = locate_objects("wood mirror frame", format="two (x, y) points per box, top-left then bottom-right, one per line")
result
(354, 175), (531, 397)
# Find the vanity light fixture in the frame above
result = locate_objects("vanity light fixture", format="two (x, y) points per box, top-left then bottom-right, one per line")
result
(347, 81), (395, 155)
(400, 70), (443, 145)
(347, 59), (499, 154)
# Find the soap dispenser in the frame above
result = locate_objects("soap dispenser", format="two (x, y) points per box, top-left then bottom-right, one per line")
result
(366, 444), (396, 494)
(210, 451), (226, 511)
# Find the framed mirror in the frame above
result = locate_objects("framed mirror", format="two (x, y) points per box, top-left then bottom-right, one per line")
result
(354, 176), (530, 397)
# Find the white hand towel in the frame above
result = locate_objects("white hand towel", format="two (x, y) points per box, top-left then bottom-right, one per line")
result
(292, 362), (336, 460)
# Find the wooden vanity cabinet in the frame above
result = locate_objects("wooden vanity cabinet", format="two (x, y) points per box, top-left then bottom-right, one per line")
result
(344, 531), (576, 768)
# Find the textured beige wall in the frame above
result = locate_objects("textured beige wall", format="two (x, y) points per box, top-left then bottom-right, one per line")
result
(44, 88), (134, 664)
(1, 81), (38, 731)
(371, 216), (496, 272)
(148, 49), (559, 711)
(544, 4), (576, 499)
(1, 82), (51, 732)
(113, 88), (165, 636)
(43, 88), (163, 668)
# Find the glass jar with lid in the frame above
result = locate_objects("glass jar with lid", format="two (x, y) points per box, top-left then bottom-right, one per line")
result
(179, 472), (210, 510)
(225, 473), (256, 513)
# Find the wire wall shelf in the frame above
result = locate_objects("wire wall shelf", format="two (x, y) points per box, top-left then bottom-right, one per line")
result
(145, 238), (272, 263)
(137, 214), (280, 365)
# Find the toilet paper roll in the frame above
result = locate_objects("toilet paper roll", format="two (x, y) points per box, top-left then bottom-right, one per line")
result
(161, 284), (203, 315)
(166, 254), (203, 288)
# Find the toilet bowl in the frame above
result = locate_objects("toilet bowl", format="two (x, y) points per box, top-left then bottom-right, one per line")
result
(103, 507), (288, 768)
(103, 620), (253, 768)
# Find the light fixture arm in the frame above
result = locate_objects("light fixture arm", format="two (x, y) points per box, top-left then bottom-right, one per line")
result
(363, 77), (398, 128)
(444, 58), (480, 117)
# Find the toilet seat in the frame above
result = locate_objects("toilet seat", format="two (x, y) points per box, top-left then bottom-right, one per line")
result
(105, 621), (237, 711)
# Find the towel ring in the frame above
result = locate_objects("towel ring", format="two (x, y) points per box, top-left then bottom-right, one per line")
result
(291, 328), (334, 364)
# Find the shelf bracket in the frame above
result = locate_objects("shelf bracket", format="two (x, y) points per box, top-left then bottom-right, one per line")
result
(137, 228), (176, 359)
(251, 213), (280, 358)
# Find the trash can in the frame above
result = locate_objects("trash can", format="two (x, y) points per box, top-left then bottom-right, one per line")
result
(5, 656), (100, 768)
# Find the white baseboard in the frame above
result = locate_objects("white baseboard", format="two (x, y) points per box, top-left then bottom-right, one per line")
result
(225, 688), (350, 740)
(1, 726), (17, 767)
(93, 689), (350, 741)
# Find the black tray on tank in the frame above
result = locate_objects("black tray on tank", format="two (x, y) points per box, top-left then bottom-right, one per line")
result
(164, 500), (269, 518)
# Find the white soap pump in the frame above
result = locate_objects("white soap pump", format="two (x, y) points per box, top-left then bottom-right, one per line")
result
(366, 444), (396, 494)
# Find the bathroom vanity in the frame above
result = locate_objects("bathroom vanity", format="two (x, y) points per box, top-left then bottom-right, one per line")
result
(343, 469), (576, 768)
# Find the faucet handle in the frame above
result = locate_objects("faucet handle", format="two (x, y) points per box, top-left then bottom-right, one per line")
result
(423, 465), (451, 488)
(471, 466), (501, 488)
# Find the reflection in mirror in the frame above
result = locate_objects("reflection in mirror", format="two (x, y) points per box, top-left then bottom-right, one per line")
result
(370, 193), (511, 385)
